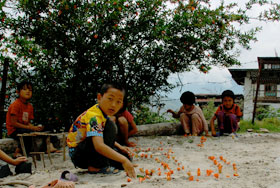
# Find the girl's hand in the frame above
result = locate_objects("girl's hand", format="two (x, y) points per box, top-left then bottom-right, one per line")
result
(13, 156), (27, 166)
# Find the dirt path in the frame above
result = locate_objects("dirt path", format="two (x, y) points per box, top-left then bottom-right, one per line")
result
(2, 133), (280, 188)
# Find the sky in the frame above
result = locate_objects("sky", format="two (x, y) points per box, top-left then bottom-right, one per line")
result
(165, 0), (280, 99)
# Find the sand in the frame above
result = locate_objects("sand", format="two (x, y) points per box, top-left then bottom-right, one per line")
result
(1, 133), (280, 188)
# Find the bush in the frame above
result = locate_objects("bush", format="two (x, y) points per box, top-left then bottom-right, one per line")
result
(133, 106), (175, 125)
(256, 106), (279, 120)
(201, 99), (216, 121)
(239, 117), (280, 133)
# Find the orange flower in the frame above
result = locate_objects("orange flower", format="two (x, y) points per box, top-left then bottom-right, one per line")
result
(127, 178), (131, 182)
(197, 168), (201, 176)
(166, 175), (171, 181)
(218, 166), (222, 174)
(233, 173), (239, 177)
(139, 168), (144, 173)
(182, 166), (185, 170)
(139, 177), (144, 183)
(206, 169), (213, 176)
(214, 173), (219, 179)
(189, 176), (194, 181)
(187, 171), (191, 176)
(177, 167), (181, 171)
(145, 169), (150, 176)
(201, 136), (206, 141)
(158, 171), (161, 176)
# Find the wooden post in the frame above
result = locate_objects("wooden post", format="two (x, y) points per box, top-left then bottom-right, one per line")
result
(46, 136), (53, 165)
(63, 133), (66, 161)
(0, 58), (9, 139)
(18, 135), (27, 157)
(252, 58), (263, 124)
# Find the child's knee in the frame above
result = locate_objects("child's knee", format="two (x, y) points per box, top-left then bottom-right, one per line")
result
(118, 116), (128, 126)
(191, 113), (200, 121)
(227, 114), (237, 119)
(179, 113), (188, 121)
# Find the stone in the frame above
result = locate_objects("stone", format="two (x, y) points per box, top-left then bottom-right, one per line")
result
(259, 128), (270, 133)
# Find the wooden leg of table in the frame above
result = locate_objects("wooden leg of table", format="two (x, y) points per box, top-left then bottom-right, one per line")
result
(31, 154), (37, 168)
(46, 136), (53, 165)
(41, 153), (45, 168)
(32, 137), (40, 160)
(19, 136), (27, 157)
(63, 133), (66, 161)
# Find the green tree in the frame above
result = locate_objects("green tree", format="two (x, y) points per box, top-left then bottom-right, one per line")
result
(1, 0), (280, 130)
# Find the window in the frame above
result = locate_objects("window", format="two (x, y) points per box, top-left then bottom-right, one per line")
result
(264, 64), (271, 69)
(272, 64), (280, 69)
(265, 84), (277, 97)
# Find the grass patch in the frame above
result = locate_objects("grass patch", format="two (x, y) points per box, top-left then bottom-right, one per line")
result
(239, 117), (280, 133)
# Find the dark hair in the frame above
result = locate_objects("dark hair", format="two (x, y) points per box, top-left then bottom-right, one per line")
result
(17, 81), (32, 91)
(100, 83), (126, 96)
(180, 91), (195, 105)
(117, 96), (128, 114)
(221, 90), (235, 100)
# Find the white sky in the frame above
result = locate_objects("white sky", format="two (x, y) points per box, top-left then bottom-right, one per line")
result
(166, 0), (280, 98)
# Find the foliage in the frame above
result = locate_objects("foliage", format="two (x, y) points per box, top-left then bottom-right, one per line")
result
(239, 118), (280, 133)
(1, 0), (280, 131)
(133, 106), (173, 125)
(201, 99), (216, 121)
(256, 106), (279, 120)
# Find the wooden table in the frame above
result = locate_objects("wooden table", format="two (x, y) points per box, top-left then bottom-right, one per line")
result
(17, 132), (67, 164)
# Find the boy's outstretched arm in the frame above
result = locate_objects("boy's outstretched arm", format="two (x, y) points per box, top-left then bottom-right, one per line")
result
(210, 116), (216, 136)
(0, 149), (27, 166)
(92, 136), (136, 178)
(167, 109), (180, 118)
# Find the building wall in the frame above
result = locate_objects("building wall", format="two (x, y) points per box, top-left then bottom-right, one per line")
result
(243, 72), (254, 120)
(243, 71), (280, 120)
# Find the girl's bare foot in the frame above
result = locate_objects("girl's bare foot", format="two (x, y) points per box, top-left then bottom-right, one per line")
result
(88, 166), (100, 173)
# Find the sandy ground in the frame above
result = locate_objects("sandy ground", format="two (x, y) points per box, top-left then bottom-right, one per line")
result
(1, 133), (280, 188)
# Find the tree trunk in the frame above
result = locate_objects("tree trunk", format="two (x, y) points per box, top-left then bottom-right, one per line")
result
(0, 58), (9, 139)
(134, 122), (184, 136)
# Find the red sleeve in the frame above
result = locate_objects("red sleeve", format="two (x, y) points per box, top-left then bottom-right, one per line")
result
(214, 105), (222, 116)
(29, 104), (34, 120)
(235, 105), (242, 117)
(123, 110), (134, 124)
(10, 101), (20, 116)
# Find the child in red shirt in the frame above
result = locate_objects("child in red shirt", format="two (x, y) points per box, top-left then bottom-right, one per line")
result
(210, 90), (242, 136)
(6, 81), (58, 158)
(115, 98), (138, 147)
